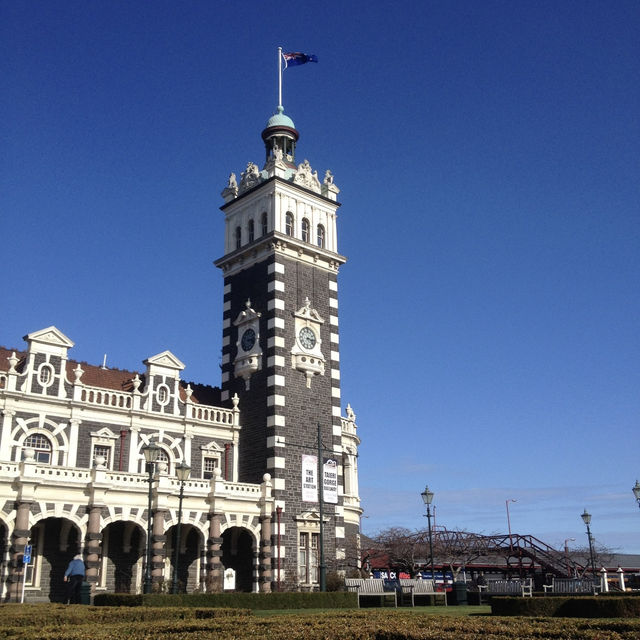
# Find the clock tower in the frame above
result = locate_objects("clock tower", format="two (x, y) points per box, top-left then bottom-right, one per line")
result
(215, 106), (361, 588)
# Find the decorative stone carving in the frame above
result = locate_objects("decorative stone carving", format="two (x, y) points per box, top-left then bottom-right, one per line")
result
(221, 173), (239, 202)
(293, 159), (321, 193)
(8, 352), (18, 373)
(238, 162), (261, 193)
(321, 168), (340, 200)
(73, 364), (84, 382)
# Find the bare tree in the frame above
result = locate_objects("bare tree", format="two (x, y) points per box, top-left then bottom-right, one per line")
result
(370, 527), (426, 577)
(432, 528), (491, 581)
(565, 543), (616, 578)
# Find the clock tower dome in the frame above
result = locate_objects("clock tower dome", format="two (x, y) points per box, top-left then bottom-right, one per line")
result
(215, 106), (361, 589)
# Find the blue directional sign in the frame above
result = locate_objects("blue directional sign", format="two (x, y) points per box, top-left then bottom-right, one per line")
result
(23, 544), (32, 564)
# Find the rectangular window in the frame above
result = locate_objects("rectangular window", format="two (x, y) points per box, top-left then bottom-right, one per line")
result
(203, 456), (219, 479)
(298, 532), (308, 582)
(93, 444), (111, 468)
(298, 531), (319, 584)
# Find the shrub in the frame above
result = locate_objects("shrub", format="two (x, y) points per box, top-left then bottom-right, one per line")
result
(93, 590), (357, 610)
(491, 595), (640, 618)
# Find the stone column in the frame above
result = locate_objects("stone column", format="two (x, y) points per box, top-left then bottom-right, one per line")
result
(8, 501), (31, 602)
(85, 506), (103, 588)
(151, 509), (167, 589)
(206, 513), (223, 592)
(259, 515), (272, 592)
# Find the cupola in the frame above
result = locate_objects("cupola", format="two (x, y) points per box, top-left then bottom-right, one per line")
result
(261, 106), (299, 167)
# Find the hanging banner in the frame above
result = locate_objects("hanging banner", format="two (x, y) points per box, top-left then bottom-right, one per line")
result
(302, 454), (317, 502)
(323, 457), (338, 504)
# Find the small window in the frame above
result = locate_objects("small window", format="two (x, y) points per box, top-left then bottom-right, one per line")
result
(261, 212), (268, 236)
(157, 384), (170, 406)
(38, 364), (54, 387)
(202, 456), (219, 479)
(248, 219), (255, 243)
(156, 448), (170, 474)
(317, 225), (325, 249)
(24, 433), (52, 464)
(285, 212), (294, 237)
(301, 218), (310, 243)
(93, 444), (111, 468)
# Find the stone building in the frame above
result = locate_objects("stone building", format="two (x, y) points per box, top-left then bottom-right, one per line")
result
(0, 105), (362, 601)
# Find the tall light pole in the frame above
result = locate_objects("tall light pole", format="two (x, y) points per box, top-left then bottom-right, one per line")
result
(581, 509), (596, 584)
(421, 485), (435, 578)
(505, 499), (516, 552)
(564, 537), (575, 577)
(142, 443), (160, 594)
(632, 480), (640, 510)
(171, 462), (191, 595)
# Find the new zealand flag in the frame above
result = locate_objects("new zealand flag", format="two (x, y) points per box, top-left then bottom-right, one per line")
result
(282, 52), (318, 69)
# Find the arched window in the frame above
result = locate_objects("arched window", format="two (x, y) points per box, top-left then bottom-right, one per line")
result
(285, 212), (294, 237)
(261, 212), (268, 236)
(235, 226), (242, 249)
(23, 433), (52, 464)
(301, 218), (310, 242)
(317, 224), (325, 249)
(248, 219), (255, 243)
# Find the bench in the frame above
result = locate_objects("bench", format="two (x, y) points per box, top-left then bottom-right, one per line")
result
(543, 578), (599, 595)
(348, 578), (397, 607)
(478, 579), (533, 602)
(399, 578), (447, 606)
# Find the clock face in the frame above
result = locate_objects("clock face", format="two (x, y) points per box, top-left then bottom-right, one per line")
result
(298, 327), (316, 350)
(240, 328), (256, 352)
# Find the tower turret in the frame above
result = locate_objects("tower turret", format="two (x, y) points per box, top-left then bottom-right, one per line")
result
(261, 106), (299, 166)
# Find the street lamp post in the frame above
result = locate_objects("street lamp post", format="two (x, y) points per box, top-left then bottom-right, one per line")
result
(564, 537), (575, 576)
(171, 462), (191, 595)
(632, 480), (640, 510)
(142, 443), (160, 594)
(581, 509), (597, 585)
(421, 486), (435, 578)
(505, 499), (516, 552)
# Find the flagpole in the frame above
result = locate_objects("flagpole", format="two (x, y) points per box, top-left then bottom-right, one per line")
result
(278, 46), (283, 109)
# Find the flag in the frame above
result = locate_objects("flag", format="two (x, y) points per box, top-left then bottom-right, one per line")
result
(282, 52), (318, 69)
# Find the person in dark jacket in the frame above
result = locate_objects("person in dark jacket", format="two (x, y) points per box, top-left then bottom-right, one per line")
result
(64, 554), (85, 604)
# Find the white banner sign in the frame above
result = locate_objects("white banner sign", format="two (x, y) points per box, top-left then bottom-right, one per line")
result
(302, 454), (317, 502)
(323, 458), (338, 504)
(302, 454), (339, 504)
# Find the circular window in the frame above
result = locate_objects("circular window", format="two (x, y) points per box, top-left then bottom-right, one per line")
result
(38, 364), (54, 387)
(157, 384), (170, 406)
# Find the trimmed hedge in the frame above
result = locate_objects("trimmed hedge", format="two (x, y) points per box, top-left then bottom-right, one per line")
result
(0, 604), (250, 628)
(3, 608), (640, 639)
(492, 595), (640, 618)
(93, 590), (357, 610)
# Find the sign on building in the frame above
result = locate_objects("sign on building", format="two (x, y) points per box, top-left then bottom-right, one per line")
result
(301, 455), (338, 504)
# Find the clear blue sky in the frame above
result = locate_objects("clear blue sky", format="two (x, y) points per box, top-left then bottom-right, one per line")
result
(3, 1), (639, 553)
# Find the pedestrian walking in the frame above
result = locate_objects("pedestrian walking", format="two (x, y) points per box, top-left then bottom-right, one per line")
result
(64, 554), (85, 604)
